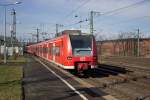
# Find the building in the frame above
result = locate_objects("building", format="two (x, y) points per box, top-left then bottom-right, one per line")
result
(0, 36), (23, 56)
(97, 38), (150, 58)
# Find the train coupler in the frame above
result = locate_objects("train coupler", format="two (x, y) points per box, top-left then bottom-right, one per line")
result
(77, 63), (89, 72)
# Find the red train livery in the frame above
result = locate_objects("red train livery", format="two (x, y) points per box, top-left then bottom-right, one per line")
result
(26, 31), (98, 73)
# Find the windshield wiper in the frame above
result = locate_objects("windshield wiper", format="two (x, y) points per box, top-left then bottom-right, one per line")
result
(76, 48), (91, 52)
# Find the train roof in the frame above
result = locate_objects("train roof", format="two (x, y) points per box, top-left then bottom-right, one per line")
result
(27, 30), (93, 47)
(26, 34), (66, 47)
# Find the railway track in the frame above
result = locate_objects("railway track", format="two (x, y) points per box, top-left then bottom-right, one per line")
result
(81, 64), (150, 100)
(100, 62), (150, 75)
(36, 56), (150, 100)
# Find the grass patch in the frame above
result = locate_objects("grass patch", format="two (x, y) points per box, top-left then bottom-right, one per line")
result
(0, 56), (25, 100)
(1, 56), (26, 63)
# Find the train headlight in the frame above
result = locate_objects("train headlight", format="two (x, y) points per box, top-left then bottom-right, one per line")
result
(67, 56), (72, 60)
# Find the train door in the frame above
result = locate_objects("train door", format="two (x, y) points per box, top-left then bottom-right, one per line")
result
(38, 45), (40, 56)
(40, 45), (42, 57)
(52, 43), (55, 61)
(43, 44), (47, 58)
(60, 40), (63, 64)
(46, 43), (48, 59)
(42, 45), (44, 57)
(55, 39), (63, 64)
(36, 46), (38, 55)
(35, 45), (38, 56)
(48, 43), (52, 61)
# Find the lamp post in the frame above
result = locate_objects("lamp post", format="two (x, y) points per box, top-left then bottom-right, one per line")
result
(0, 2), (21, 63)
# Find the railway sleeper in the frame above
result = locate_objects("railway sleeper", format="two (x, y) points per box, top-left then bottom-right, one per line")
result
(101, 79), (130, 88)
(106, 75), (149, 87)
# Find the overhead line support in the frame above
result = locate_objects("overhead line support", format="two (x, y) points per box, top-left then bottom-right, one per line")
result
(90, 11), (100, 35)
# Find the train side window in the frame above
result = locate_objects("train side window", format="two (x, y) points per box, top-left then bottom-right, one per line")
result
(41, 47), (42, 53)
(46, 47), (48, 53)
(43, 47), (44, 53)
(52, 46), (55, 55)
(43, 47), (45, 53)
(48, 48), (51, 55)
(38, 47), (39, 53)
(43, 47), (47, 53)
(41, 47), (43, 53)
(55, 46), (60, 56)
(35, 47), (37, 52)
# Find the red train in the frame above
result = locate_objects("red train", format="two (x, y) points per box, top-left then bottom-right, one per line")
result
(26, 30), (98, 73)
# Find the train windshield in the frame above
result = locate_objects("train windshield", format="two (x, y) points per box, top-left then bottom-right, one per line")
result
(70, 35), (92, 56)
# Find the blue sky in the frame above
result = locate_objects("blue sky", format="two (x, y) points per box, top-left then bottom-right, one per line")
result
(0, 0), (150, 41)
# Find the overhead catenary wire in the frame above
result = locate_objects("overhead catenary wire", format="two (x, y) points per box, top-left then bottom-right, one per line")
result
(65, 0), (90, 17)
(62, 0), (150, 28)
(63, 22), (79, 28)
(63, 18), (88, 28)
(95, 0), (150, 20)
(61, 0), (91, 23)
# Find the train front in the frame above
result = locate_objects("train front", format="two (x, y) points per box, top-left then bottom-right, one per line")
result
(69, 34), (97, 72)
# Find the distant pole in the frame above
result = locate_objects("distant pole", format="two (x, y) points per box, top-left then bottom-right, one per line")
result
(137, 28), (140, 57)
(56, 24), (63, 37)
(90, 11), (94, 35)
(75, 15), (82, 29)
(79, 16), (82, 29)
(36, 28), (40, 43)
(11, 9), (16, 56)
(4, 6), (6, 63)
(90, 11), (100, 35)
(56, 24), (58, 37)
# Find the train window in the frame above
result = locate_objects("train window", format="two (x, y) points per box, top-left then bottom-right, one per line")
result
(44, 47), (46, 53)
(55, 46), (60, 56)
(38, 47), (40, 53)
(51, 46), (55, 55)
(43, 47), (45, 53)
(46, 47), (48, 53)
(51, 46), (60, 56)
(48, 48), (51, 55)
(41, 46), (43, 53)
(40, 47), (41, 53)
(35, 47), (37, 52)
(70, 35), (92, 56)
(43, 47), (48, 53)
(42, 47), (44, 53)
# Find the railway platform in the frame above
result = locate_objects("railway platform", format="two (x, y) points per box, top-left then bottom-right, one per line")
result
(22, 55), (108, 100)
